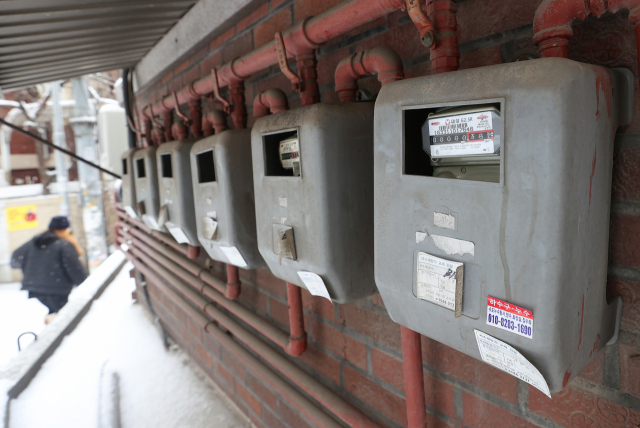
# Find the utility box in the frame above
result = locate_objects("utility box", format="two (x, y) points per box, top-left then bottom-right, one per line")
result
(156, 139), (198, 245)
(120, 148), (137, 218)
(373, 58), (633, 392)
(190, 129), (264, 269)
(132, 146), (161, 230)
(251, 103), (376, 303)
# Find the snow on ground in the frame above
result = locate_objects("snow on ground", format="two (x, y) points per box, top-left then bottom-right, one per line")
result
(0, 283), (48, 369)
(9, 262), (250, 428)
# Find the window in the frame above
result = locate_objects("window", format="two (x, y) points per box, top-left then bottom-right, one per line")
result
(263, 130), (299, 177)
(122, 159), (128, 175)
(136, 158), (146, 178)
(197, 150), (216, 183)
(161, 153), (173, 178)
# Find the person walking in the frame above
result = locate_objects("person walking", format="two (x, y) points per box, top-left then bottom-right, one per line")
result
(11, 216), (87, 324)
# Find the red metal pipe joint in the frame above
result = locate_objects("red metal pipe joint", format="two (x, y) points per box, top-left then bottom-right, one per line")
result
(202, 109), (228, 136)
(406, 0), (436, 47)
(188, 98), (202, 138)
(230, 81), (247, 129)
(253, 88), (289, 118)
(428, 0), (460, 74)
(225, 263), (241, 300)
(335, 46), (404, 102)
(285, 282), (307, 356)
(162, 110), (173, 142)
(533, 0), (640, 63)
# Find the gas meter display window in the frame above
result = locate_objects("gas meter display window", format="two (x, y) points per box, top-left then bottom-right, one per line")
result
(196, 150), (216, 183)
(122, 159), (128, 175)
(161, 153), (173, 178)
(263, 130), (301, 177)
(136, 158), (146, 178)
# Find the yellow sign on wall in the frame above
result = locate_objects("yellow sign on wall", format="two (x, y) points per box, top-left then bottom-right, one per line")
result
(6, 205), (38, 231)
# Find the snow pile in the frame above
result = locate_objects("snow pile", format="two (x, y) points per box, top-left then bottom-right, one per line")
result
(9, 261), (250, 428)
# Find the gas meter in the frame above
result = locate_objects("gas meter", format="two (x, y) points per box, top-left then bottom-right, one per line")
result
(156, 139), (198, 246)
(373, 58), (633, 393)
(190, 129), (265, 269)
(132, 146), (161, 230)
(251, 103), (376, 303)
(120, 148), (138, 218)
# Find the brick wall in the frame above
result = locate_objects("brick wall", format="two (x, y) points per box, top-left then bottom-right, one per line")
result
(134, 1), (640, 427)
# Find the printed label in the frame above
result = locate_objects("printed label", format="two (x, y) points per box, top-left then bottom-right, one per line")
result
(487, 296), (533, 339)
(279, 138), (300, 169)
(220, 246), (248, 268)
(298, 271), (332, 302)
(124, 206), (138, 219)
(416, 252), (463, 313)
(474, 330), (550, 398)
(428, 111), (496, 157)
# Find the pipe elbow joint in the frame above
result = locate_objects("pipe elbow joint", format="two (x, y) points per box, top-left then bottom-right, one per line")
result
(224, 282), (241, 300)
(204, 109), (228, 134)
(253, 88), (289, 118)
(187, 245), (200, 260)
(532, 0), (591, 53)
(285, 334), (308, 357)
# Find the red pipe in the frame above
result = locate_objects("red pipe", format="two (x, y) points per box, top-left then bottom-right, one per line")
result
(120, 245), (381, 428)
(187, 245), (200, 259)
(225, 263), (241, 300)
(285, 282), (307, 356)
(202, 109), (228, 136)
(428, 0), (460, 74)
(188, 98), (202, 138)
(230, 81), (247, 129)
(402, 327), (427, 428)
(406, 0), (436, 47)
(533, 0), (640, 66)
(253, 88), (289, 118)
(334, 46), (404, 102)
(147, 0), (405, 115)
(162, 109), (173, 142)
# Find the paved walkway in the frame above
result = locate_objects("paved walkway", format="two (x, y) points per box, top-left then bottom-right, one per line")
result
(8, 263), (250, 428)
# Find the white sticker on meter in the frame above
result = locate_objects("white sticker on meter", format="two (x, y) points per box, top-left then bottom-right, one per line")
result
(124, 205), (138, 219)
(168, 227), (190, 244)
(486, 296), (533, 339)
(474, 330), (550, 398)
(416, 252), (463, 313)
(298, 271), (332, 302)
(220, 246), (248, 268)
(428, 111), (495, 157)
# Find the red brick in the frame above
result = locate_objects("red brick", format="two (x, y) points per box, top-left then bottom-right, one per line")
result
(460, 45), (503, 70)
(269, 297), (290, 328)
(620, 344), (640, 398)
(271, 0), (287, 9)
(246, 371), (277, 411)
(181, 65), (200, 86)
(293, 0), (343, 23)
(189, 45), (209, 64)
(530, 385), (640, 427)
(254, 8), (292, 49)
(213, 359), (235, 389)
(186, 316), (203, 341)
(421, 336), (518, 404)
(211, 27), (236, 51)
(237, 3), (269, 32)
(424, 372), (455, 419)
(203, 332), (222, 358)
(344, 365), (407, 426)
(263, 407), (288, 428)
(463, 392), (535, 428)
(255, 74), (293, 99)
(278, 400), (314, 428)
(9, 132), (36, 154)
(238, 268), (251, 281)
(456, 0), (542, 44)
(236, 382), (262, 416)
(238, 284), (269, 315)
(372, 348), (404, 391)
(316, 47), (350, 87)
(255, 268), (287, 298)
(354, 23), (426, 66)
(301, 288), (338, 323)
(222, 31), (253, 63)
(194, 341), (212, 367)
(607, 277), (640, 332)
(298, 344), (341, 385)
(372, 294), (386, 308)
(577, 349), (604, 385)
(612, 147), (640, 201)
(161, 71), (174, 85)
(174, 59), (190, 75)
(250, 413), (268, 428)
(341, 303), (402, 352)
(610, 214), (640, 268)
(313, 318), (367, 370)
(221, 347), (246, 379)
(200, 51), (223, 77)
(167, 76), (183, 94)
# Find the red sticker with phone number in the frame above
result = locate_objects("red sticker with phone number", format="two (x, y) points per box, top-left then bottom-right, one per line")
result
(486, 296), (533, 339)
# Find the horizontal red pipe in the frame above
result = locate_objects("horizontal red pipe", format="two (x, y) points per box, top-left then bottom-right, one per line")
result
(121, 249), (347, 428)
(148, 0), (405, 113)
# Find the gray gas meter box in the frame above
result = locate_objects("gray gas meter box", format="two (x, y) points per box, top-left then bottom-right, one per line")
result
(251, 103), (376, 303)
(190, 129), (264, 269)
(373, 58), (633, 393)
(156, 139), (198, 246)
(120, 148), (138, 218)
(132, 146), (161, 230)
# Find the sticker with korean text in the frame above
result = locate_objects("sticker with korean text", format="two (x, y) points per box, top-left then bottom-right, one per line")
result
(486, 296), (533, 339)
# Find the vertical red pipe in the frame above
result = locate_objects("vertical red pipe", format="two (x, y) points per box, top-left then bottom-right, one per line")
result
(230, 81), (247, 129)
(189, 98), (202, 138)
(225, 263), (241, 299)
(285, 282), (307, 356)
(402, 327), (427, 428)
(296, 52), (321, 106)
(162, 110), (173, 142)
(428, 0), (460, 73)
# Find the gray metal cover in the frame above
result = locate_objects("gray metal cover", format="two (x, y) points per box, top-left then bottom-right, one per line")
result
(251, 103), (376, 303)
(156, 139), (198, 245)
(190, 129), (264, 269)
(132, 146), (161, 230)
(120, 148), (137, 212)
(373, 58), (633, 392)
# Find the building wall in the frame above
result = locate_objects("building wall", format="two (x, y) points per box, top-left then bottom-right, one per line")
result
(134, 1), (640, 427)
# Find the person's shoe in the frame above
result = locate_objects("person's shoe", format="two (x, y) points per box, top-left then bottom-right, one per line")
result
(44, 313), (57, 325)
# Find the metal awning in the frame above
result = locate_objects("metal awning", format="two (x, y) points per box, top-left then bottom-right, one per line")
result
(0, 0), (197, 90)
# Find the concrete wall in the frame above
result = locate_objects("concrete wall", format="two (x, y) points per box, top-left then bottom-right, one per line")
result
(134, 1), (640, 427)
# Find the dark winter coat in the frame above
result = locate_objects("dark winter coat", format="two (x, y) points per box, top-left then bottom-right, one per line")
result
(10, 231), (87, 295)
